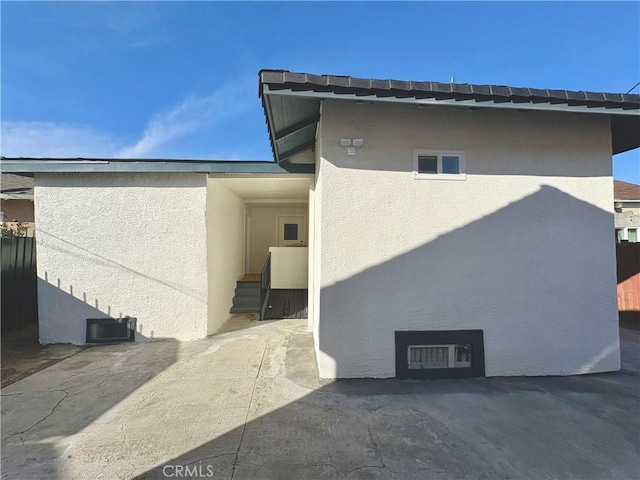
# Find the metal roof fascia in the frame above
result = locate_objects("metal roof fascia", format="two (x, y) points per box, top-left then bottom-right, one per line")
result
(0, 160), (312, 174)
(262, 86), (640, 116)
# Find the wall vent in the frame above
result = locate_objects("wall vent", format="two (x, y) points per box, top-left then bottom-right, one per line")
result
(396, 330), (484, 380)
(86, 317), (136, 344)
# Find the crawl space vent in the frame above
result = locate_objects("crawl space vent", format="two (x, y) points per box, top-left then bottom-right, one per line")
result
(86, 317), (136, 344)
(395, 330), (484, 380)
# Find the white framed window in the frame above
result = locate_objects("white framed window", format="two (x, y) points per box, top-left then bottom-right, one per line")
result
(617, 227), (638, 243)
(412, 149), (466, 180)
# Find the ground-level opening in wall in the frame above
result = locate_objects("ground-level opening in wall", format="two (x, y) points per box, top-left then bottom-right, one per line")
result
(395, 330), (485, 380)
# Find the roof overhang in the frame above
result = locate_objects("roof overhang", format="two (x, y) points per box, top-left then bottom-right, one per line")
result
(0, 158), (315, 175)
(260, 70), (640, 156)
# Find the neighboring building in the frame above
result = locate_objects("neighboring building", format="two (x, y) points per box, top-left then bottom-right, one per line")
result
(614, 180), (640, 243)
(1, 70), (639, 380)
(0, 173), (35, 236)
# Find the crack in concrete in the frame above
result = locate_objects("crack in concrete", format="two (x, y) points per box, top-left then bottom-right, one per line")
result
(348, 425), (398, 477)
(183, 452), (237, 467)
(348, 464), (395, 475)
(229, 341), (268, 480)
(63, 377), (111, 398)
(119, 421), (137, 475)
(242, 460), (341, 473)
(2, 389), (69, 443)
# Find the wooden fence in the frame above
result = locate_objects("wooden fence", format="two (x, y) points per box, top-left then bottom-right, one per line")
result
(1, 236), (38, 333)
(616, 242), (640, 325)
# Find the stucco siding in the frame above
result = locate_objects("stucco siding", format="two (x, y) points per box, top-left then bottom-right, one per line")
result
(34, 173), (208, 344)
(315, 100), (619, 378)
(207, 178), (245, 334)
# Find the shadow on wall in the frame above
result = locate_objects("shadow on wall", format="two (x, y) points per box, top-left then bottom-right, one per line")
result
(317, 185), (620, 378)
(1, 284), (180, 480)
(39, 228), (206, 304)
(616, 242), (640, 326)
(36, 226), (207, 344)
(37, 278), (157, 343)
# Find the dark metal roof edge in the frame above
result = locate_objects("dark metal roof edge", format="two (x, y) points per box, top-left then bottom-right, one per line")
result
(1, 157), (273, 163)
(259, 70), (640, 110)
(0, 158), (315, 174)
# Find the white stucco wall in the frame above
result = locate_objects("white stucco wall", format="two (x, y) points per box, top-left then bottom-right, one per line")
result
(207, 178), (245, 334)
(34, 173), (209, 344)
(314, 100), (620, 378)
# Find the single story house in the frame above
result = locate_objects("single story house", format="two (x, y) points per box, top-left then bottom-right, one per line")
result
(0, 173), (35, 236)
(2, 70), (639, 379)
(614, 180), (640, 242)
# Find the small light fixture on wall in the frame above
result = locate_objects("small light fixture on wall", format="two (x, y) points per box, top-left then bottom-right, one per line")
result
(340, 138), (364, 155)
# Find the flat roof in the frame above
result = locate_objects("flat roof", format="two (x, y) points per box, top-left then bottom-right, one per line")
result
(259, 69), (640, 160)
(0, 158), (314, 175)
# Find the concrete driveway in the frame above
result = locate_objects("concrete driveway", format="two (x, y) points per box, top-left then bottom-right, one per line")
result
(1, 317), (639, 480)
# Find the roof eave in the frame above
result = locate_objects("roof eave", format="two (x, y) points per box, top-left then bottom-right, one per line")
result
(0, 158), (315, 175)
(262, 85), (640, 116)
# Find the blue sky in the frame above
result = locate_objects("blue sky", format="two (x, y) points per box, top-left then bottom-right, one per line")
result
(2, 1), (639, 182)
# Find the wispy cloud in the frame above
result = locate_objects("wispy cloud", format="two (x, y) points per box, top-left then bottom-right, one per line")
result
(0, 121), (118, 158)
(1, 79), (256, 160)
(116, 79), (254, 158)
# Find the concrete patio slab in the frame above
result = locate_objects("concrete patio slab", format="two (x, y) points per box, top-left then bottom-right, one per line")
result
(1, 316), (639, 480)
(1, 323), (86, 388)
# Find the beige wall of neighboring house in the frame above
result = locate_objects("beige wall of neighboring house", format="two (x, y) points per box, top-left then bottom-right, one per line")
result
(313, 100), (619, 378)
(34, 173), (209, 344)
(206, 178), (245, 334)
(1, 199), (34, 222)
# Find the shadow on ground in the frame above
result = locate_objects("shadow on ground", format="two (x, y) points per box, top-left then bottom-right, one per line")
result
(2, 317), (638, 480)
(135, 324), (639, 480)
(1, 324), (86, 388)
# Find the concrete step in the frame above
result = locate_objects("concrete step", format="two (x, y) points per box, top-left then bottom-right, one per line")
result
(232, 296), (260, 309)
(230, 279), (262, 314)
(230, 305), (261, 314)
(234, 286), (260, 298)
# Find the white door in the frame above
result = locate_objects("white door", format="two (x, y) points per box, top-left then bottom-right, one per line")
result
(277, 215), (307, 246)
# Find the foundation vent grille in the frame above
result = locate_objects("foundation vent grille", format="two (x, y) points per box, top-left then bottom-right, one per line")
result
(86, 317), (136, 344)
